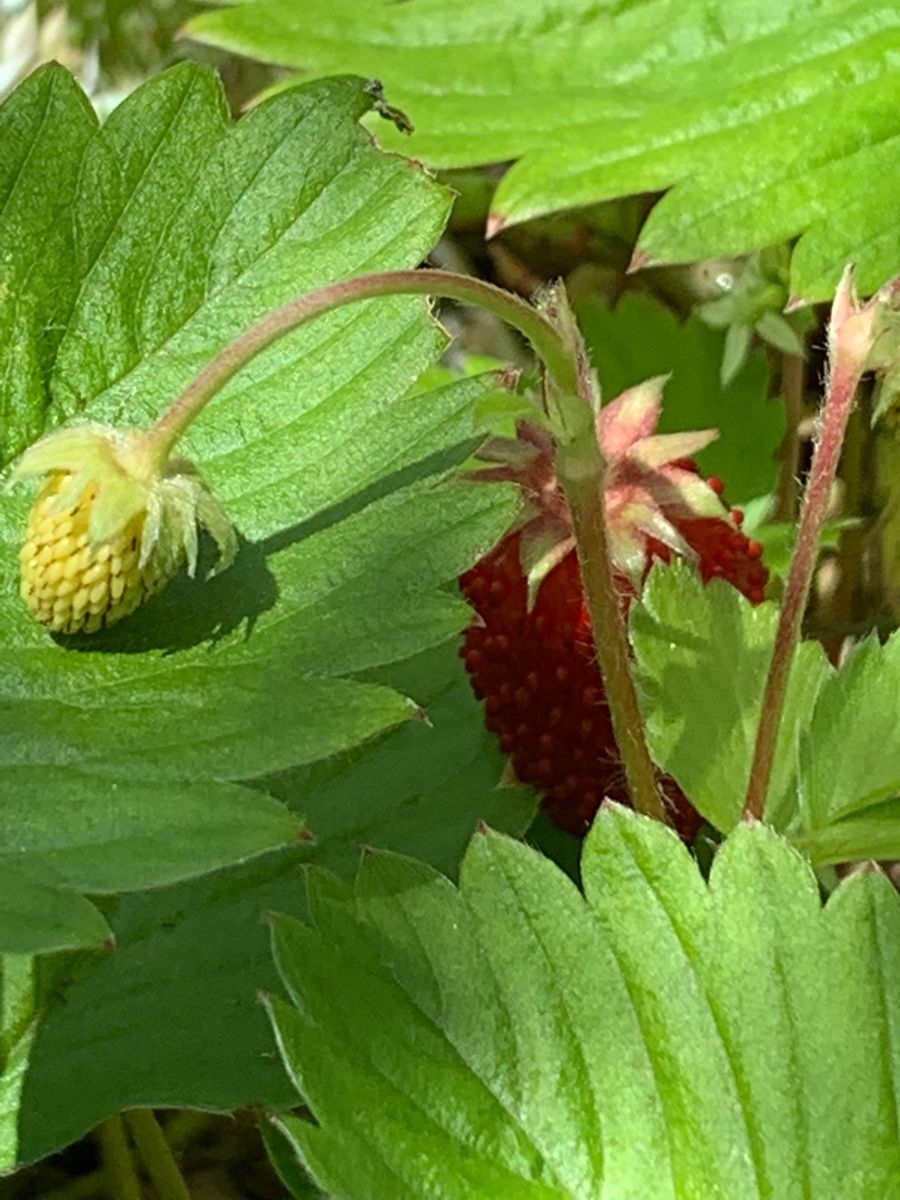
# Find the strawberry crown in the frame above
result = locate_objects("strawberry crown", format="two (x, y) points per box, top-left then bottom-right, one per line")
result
(469, 375), (733, 597)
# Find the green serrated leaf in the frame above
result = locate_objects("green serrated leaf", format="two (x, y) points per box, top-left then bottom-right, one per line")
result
(0, 65), (97, 464)
(630, 561), (831, 832)
(576, 293), (781, 502)
(801, 634), (900, 827)
(0, 61), (522, 951)
(0, 771), (301, 897)
(264, 807), (900, 1198)
(793, 799), (900, 867)
(187, 0), (900, 300)
(14, 643), (536, 1164)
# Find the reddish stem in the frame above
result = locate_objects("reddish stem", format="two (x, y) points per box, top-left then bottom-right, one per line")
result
(743, 354), (865, 821)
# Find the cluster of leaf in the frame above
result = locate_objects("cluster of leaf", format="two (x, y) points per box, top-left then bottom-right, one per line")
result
(267, 808), (900, 1199)
(187, 0), (900, 302)
(0, 62), (534, 1170)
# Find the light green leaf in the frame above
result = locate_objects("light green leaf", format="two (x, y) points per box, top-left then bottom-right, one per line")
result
(793, 800), (900, 867)
(755, 310), (806, 358)
(630, 561), (831, 831)
(187, 0), (900, 300)
(800, 634), (900, 826)
(0, 62), (517, 947)
(14, 644), (536, 1164)
(577, 292), (780, 502)
(722, 322), (752, 386)
(1, 957), (37, 1173)
(265, 807), (900, 1199)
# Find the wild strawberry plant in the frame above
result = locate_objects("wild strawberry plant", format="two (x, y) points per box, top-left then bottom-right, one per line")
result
(2, 2), (900, 1197)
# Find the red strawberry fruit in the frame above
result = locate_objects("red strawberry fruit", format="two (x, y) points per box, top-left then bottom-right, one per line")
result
(460, 378), (768, 839)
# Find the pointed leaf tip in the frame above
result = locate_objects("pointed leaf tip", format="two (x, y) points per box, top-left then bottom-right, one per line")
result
(485, 212), (507, 239)
(627, 248), (655, 274)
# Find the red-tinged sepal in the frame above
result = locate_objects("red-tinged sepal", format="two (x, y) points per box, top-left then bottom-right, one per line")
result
(829, 264), (900, 376)
(598, 377), (669, 454)
(520, 516), (575, 608)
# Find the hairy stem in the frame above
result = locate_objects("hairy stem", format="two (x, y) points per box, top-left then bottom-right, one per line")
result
(775, 351), (805, 522)
(559, 443), (667, 822)
(144, 270), (576, 462)
(744, 352), (866, 821)
(96, 1116), (141, 1200)
(124, 1109), (191, 1200)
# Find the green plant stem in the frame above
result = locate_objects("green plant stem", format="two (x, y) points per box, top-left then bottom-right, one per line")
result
(743, 351), (866, 821)
(545, 287), (665, 823)
(95, 1116), (141, 1200)
(40, 1169), (107, 1200)
(143, 269), (577, 463)
(558, 442), (667, 822)
(124, 1109), (191, 1200)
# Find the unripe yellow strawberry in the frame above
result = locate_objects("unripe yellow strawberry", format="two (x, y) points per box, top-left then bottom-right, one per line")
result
(19, 475), (174, 634)
(12, 424), (236, 635)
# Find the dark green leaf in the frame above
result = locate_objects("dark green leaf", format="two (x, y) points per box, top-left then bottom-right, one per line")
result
(0, 870), (110, 957)
(0, 63), (515, 944)
(14, 644), (536, 1163)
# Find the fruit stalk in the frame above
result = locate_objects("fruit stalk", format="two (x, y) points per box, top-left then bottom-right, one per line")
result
(543, 287), (666, 823)
(142, 269), (578, 464)
(557, 435), (667, 823)
(147, 268), (663, 820)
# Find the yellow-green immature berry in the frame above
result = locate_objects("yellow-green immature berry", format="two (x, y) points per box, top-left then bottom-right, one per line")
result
(20, 476), (169, 634)
(12, 424), (237, 635)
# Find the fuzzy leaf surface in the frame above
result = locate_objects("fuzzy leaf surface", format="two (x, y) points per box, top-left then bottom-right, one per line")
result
(188, 0), (900, 299)
(0, 63), (516, 947)
(266, 807), (900, 1199)
(14, 644), (536, 1163)
(630, 562), (830, 832)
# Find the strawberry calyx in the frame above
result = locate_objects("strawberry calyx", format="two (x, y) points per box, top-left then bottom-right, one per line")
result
(468, 374), (738, 600)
